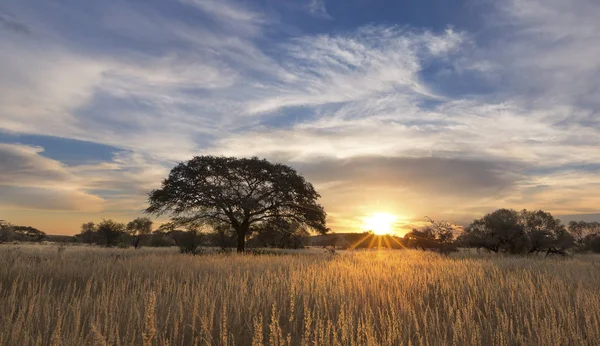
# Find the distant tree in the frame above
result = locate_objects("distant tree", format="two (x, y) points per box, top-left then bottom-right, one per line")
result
(206, 224), (237, 250)
(12, 226), (46, 242)
(149, 229), (175, 247)
(568, 221), (600, 253)
(0, 220), (14, 244)
(404, 227), (437, 251)
(251, 219), (310, 249)
(459, 209), (526, 254)
(146, 156), (328, 252)
(77, 222), (97, 245)
(96, 220), (126, 247)
(461, 208), (574, 255)
(425, 217), (457, 254)
(126, 217), (153, 249)
(176, 229), (204, 254)
(519, 210), (573, 254)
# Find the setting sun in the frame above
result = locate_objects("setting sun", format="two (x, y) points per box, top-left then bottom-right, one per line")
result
(362, 212), (397, 235)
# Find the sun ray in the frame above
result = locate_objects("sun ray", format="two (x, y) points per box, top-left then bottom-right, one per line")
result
(389, 235), (407, 249)
(367, 234), (378, 249)
(383, 235), (392, 249)
(348, 233), (372, 250)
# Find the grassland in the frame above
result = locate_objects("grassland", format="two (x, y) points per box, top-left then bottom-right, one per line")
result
(1, 245), (599, 345)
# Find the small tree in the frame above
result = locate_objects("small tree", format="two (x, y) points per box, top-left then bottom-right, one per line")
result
(0, 220), (14, 244)
(96, 220), (126, 247)
(77, 222), (97, 245)
(425, 217), (456, 254)
(404, 228), (436, 250)
(126, 217), (153, 249)
(146, 156), (328, 252)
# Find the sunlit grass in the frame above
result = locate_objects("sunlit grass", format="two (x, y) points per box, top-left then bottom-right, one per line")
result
(1, 245), (599, 345)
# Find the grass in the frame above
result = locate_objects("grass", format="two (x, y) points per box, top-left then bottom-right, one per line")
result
(1, 244), (599, 345)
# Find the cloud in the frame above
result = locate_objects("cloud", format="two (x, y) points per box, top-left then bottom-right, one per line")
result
(245, 26), (466, 114)
(307, 0), (332, 19)
(0, 10), (30, 34)
(179, 0), (266, 35)
(298, 156), (521, 197)
(0, 144), (103, 211)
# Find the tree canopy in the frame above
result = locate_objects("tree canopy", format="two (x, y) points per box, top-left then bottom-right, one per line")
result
(458, 208), (575, 255)
(146, 156), (328, 252)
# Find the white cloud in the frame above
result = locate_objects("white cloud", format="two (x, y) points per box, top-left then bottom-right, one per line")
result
(245, 26), (465, 114)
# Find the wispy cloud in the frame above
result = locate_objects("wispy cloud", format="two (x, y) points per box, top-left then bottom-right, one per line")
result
(307, 0), (332, 19)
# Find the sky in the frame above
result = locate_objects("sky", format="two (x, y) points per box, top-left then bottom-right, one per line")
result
(1, 0), (600, 235)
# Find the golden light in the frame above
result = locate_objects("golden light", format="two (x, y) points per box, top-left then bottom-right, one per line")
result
(361, 212), (397, 235)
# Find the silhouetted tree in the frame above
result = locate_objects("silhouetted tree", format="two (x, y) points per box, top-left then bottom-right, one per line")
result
(251, 219), (310, 249)
(0, 220), (14, 244)
(426, 217), (457, 254)
(146, 156), (328, 252)
(96, 220), (126, 247)
(126, 217), (153, 249)
(461, 208), (574, 255)
(404, 227), (437, 250)
(12, 226), (46, 242)
(568, 221), (600, 253)
(77, 222), (97, 245)
(149, 229), (175, 247)
(206, 224), (237, 250)
(519, 210), (573, 254)
(459, 209), (526, 253)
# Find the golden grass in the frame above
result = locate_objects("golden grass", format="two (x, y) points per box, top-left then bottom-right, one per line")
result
(1, 245), (599, 345)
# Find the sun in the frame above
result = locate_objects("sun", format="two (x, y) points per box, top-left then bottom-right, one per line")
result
(361, 212), (397, 235)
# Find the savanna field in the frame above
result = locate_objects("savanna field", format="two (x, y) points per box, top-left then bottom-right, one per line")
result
(2, 245), (599, 346)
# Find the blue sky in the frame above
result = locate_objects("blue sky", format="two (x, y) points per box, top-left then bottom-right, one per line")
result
(1, 0), (599, 234)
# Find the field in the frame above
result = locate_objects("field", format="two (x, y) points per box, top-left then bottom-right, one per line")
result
(1, 245), (600, 346)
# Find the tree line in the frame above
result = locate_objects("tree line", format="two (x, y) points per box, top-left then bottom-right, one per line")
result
(2, 155), (599, 255)
(72, 216), (312, 253)
(403, 209), (600, 255)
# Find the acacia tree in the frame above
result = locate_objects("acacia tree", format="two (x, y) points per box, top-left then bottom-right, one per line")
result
(96, 219), (126, 247)
(146, 156), (328, 252)
(126, 217), (153, 249)
(78, 222), (96, 245)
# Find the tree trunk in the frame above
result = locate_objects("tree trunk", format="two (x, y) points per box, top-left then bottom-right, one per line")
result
(236, 227), (247, 253)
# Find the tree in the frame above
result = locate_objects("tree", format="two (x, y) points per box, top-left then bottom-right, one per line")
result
(425, 217), (457, 254)
(251, 219), (310, 249)
(461, 208), (574, 255)
(519, 210), (573, 255)
(568, 221), (600, 252)
(146, 156), (328, 252)
(0, 220), (14, 244)
(126, 217), (153, 249)
(96, 220), (126, 247)
(404, 227), (437, 250)
(77, 222), (97, 245)
(12, 226), (46, 242)
(459, 209), (526, 253)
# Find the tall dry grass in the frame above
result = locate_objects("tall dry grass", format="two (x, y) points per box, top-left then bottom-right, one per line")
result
(1, 244), (599, 345)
